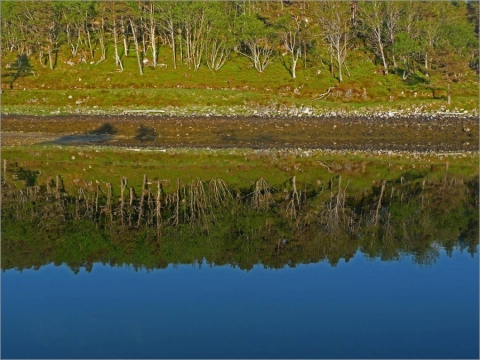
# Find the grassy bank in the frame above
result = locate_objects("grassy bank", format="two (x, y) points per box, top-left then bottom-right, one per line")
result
(2, 48), (478, 116)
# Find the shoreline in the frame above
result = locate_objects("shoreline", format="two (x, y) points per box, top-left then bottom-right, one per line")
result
(1, 106), (478, 119)
(2, 113), (477, 152)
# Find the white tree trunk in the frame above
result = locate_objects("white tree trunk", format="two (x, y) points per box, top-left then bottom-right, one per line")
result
(112, 19), (123, 70)
(130, 19), (144, 75)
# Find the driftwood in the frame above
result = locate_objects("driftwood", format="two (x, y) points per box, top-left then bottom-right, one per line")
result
(316, 87), (335, 100)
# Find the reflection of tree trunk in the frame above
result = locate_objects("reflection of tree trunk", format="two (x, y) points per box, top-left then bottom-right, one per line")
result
(120, 178), (127, 226)
(3, 159), (6, 184)
(137, 174), (147, 227)
(156, 181), (162, 231)
(55, 175), (60, 199)
(375, 180), (386, 225)
(106, 183), (112, 222)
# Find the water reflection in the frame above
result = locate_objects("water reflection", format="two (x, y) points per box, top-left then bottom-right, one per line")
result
(2, 172), (478, 273)
(2, 251), (479, 359)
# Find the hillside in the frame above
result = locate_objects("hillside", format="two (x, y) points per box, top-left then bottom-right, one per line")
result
(1, 1), (478, 116)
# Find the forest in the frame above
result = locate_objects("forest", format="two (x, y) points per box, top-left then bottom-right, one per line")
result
(1, 0), (478, 95)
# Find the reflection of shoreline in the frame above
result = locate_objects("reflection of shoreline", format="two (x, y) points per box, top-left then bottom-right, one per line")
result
(2, 173), (478, 273)
(2, 131), (479, 155)
(4, 245), (479, 275)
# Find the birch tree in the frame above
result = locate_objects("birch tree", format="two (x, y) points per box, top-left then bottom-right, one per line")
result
(384, 2), (402, 70)
(156, 2), (182, 69)
(314, 1), (353, 82)
(105, 1), (129, 70)
(204, 3), (233, 71)
(123, 1), (144, 75)
(181, 1), (208, 71)
(146, 1), (158, 68)
(359, 1), (389, 75)
(236, 14), (276, 73)
(278, 14), (303, 78)
(19, 1), (61, 70)
(433, 4), (477, 104)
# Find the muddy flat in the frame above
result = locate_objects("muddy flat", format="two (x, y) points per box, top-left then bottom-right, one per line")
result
(1, 114), (477, 151)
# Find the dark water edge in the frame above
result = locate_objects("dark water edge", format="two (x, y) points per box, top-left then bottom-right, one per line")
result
(2, 248), (478, 359)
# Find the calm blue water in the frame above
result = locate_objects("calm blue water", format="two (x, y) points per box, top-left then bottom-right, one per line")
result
(2, 248), (479, 359)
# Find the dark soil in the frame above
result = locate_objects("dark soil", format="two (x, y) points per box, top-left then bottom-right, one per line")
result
(1, 114), (478, 152)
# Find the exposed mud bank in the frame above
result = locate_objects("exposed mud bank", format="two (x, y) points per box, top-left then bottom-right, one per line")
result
(1, 114), (478, 152)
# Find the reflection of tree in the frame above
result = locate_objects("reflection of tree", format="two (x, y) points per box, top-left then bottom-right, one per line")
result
(135, 125), (157, 142)
(1, 174), (478, 273)
(4, 54), (34, 89)
(90, 123), (117, 135)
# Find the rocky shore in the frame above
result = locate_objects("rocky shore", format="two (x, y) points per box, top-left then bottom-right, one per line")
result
(1, 112), (478, 152)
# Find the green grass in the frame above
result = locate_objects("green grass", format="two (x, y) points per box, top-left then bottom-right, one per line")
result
(2, 145), (478, 195)
(2, 46), (478, 115)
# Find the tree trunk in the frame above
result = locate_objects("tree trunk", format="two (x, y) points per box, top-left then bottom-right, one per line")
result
(85, 26), (94, 60)
(185, 26), (191, 69)
(179, 32), (183, 64)
(142, 32), (147, 57)
(39, 49), (45, 67)
(171, 30), (176, 69)
(447, 81), (451, 105)
(151, 25), (157, 67)
(48, 49), (53, 70)
(378, 37), (388, 75)
(121, 18), (129, 56)
(291, 58), (297, 79)
(303, 40), (307, 69)
(130, 19), (144, 75)
(392, 54), (397, 69)
(330, 43), (334, 76)
(112, 20), (124, 70)
(97, 20), (106, 63)
(150, 3), (157, 67)
(337, 49), (342, 82)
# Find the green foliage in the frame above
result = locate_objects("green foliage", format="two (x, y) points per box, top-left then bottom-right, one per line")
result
(2, 171), (478, 272)
(1, 1), (478, 110)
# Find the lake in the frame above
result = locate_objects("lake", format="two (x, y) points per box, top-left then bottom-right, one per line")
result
(2, 248), (478, 359)
(1, 150), (478, 358)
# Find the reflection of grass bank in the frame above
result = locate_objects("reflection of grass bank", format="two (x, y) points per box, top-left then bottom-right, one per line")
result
(2, 145), (478, 195)
(2, 166), (478, 273)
